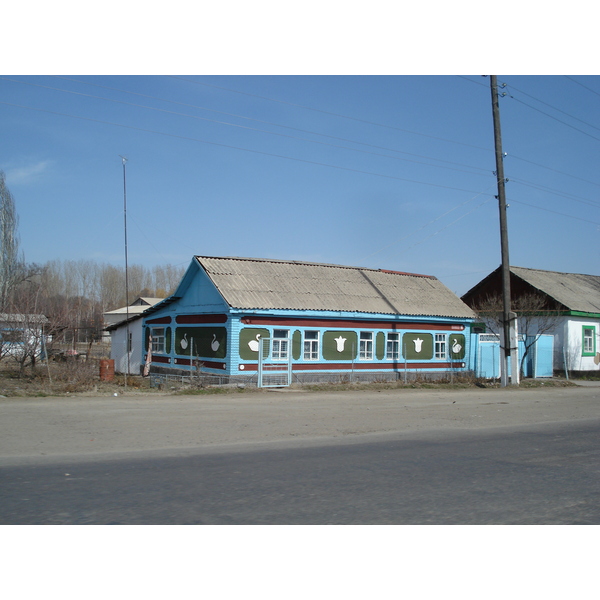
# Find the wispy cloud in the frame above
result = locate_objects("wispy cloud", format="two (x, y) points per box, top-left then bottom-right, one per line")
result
(4, 160), (53, 184)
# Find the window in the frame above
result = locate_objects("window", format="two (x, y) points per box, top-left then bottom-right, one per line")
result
(387, 332), (399, 360)
(582, 326), (596, 356)
(151, 327), (165, 353)
(303, 330), (320, 361)
(435, 334), (447, 359)
(359, 331), (373, 360)
(128, 332), (133, 353)
(272, 329), (289, 360)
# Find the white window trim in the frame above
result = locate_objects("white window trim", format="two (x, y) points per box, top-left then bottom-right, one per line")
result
(386, 332), (400, 360)
(272, 329), (289, 361)
(435, 333), (447, 360)
(303, 330), (320, 361)
(359, 331), (374, 360)
(151, 327), (165, 354)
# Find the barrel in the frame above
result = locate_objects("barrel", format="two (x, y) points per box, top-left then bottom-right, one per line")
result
(99, 359), (115, 382)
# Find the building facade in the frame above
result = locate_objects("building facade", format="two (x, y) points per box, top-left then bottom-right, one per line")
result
(462, 266), (600, 376)
(142, 256), (477, 384)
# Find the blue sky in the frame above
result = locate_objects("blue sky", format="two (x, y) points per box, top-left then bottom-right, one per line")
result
(2, 9), (599, 298)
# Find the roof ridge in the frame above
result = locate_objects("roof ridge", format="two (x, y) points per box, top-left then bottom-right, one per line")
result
(195, 255), (435, 278)
(512, 265), (600, 279)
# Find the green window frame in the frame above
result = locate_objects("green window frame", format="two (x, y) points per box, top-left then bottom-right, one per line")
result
(582, 326), (596, 357)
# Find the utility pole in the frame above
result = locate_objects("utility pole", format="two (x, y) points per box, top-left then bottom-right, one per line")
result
(120, 155), (130, 387)
(490, 76), (514, 386)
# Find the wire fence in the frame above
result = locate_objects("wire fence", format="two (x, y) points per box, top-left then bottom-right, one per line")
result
(148, 367), (474, 389)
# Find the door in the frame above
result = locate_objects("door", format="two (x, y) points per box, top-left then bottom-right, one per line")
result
(258, 337), (292, 387)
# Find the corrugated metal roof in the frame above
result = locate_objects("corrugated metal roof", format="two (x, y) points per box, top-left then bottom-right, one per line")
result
(195, 256), (476, 318)
(511, 266), (600, 313)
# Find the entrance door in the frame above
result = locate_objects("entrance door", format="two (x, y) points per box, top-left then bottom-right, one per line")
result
(258, 337), (292, 387)
(533, 334), (554, 377)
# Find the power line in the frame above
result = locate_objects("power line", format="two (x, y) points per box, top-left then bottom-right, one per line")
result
(508, 153), (600, 188)
(53, 76), (488, 171)
(3, 76), (493, 178)
(503, 89), (600, 143)
(509, 177), (600, 209)
(170, 75), (493, 152)
(3, 100), (598, 227)
(564, 75), (600, 98)
(506, 197), (600, 226)
(0, 100), (494, 196)
(7, 76), (600, 196)
(360, 184), (496, 262)
(503, 80), (600, 133)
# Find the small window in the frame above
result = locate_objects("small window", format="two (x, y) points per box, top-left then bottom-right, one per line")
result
(303, 330), (320, 361)
(128, 332), (133, 353)
(435, 334), (446, 359)
(359, 332), (373, 360)
(272, 329), (289, 360)
(151, 327), (165, 354)
(387, 332), (399, 360)
(582, 326), (596, 356)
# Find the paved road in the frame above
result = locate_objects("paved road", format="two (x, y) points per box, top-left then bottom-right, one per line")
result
(2, 418), (599, 524)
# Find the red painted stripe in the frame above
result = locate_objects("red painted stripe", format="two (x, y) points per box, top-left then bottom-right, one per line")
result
(239, 362), (464, 372)
(176, 314), (228, 324)
(151, 356), (171, 364)
(146, 316), (172, 325)
(173, 358), (227, 370)
(241, 316), (464, 331)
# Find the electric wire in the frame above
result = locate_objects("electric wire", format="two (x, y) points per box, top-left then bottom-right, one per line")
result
(170, 75), (494, 152)
(6, 76), (600, 199)
(395, 196), (495, 257)
(1, 76), (492, 178)
(502, 81), (600, 133)
(3, 80), (598, 229)
(503, 90), (600, 143)
(0, 100), (494, 196)
(509, 178), (600, 209)
(459, 75), (600, 187)
(565, 75), (600, 98)
(360, 184), (497, 261)
(51, 76), (493, 175)
(506, 197), (600, 226)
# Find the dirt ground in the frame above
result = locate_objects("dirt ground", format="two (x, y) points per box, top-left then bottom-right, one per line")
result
(1, 380), (599, 466)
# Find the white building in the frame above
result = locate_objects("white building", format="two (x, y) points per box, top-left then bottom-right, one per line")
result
(463, 266), (600, 376)
(105, 298), (163, 374)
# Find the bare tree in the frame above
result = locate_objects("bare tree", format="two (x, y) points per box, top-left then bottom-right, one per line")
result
(4, 276), (48, 373)
(0, 171), (25, 311)
(473, 292), (561, 378)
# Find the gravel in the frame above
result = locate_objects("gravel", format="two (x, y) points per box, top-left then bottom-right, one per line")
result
(1, 383), (599, 466)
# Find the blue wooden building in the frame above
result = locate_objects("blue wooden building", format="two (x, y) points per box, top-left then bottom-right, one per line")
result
(141, 256), (478, 385)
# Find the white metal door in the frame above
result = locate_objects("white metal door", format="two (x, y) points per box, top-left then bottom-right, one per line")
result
(258, 337), (292, 387)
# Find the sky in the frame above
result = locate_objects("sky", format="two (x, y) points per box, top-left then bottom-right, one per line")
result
(1, 8), (599, 302)
(1, 2), (596, 590)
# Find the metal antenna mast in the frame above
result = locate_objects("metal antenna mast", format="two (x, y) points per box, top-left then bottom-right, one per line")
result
(490, 77), (514, 386)
(119, 155), (130, 387)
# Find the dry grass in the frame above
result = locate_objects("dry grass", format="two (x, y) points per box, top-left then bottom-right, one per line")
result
(0, 359), (577, 398)
(0, 359), (156, 397)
